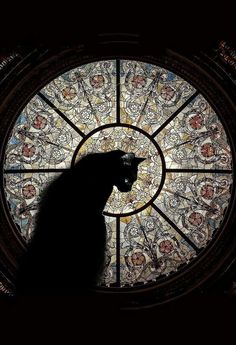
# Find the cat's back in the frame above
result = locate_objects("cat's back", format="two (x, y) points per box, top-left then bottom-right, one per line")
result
(16, 153), (112, 294)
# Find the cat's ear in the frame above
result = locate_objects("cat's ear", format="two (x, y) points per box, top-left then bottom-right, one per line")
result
(134, 157), (146, 166)
(121, 153), (135, 166)
(121, 153), (145, 166)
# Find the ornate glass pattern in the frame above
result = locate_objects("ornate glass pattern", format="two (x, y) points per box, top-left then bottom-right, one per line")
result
(4, 172), (61, 239)
(119, 207), (196, 286)
(40, 60), (116, 134)
(156, 94), (232, 169)
(120, 60), (196, 135)
(4, 95), (83, 170)
(3, 59), (233, 288)
(154, 172), (232, 248)
(74, 126), (163, 215)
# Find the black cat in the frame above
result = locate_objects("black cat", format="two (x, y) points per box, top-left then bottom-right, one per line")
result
(15, 150), (145, 296)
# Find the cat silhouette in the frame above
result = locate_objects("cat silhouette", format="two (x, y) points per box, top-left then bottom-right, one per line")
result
(15, 150), (145, 297)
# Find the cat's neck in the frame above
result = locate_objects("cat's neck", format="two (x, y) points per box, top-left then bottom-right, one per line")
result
(83, 181), (113, 214)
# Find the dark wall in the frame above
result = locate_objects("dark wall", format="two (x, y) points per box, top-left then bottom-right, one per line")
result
(1, 8), (236, 336)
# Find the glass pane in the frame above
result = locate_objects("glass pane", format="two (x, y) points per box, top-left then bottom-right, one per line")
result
(101, 216), (117, 286)
(120, 207), (196, 286)
(156, 94), (232, 170)
(120, 60), (196, 135)
(4, 95), (82, 170)
(75, 126), (162, 215)
(4, 172), (61, 240)
(154, 172), (233, 248)
(40, 60), (117, 134)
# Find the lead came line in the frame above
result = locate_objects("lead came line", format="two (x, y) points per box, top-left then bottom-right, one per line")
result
(151, 91), (199, 138)
(152, 203), (200, 253)
(4, 168), (68, 174)
(116, 59), (121, 123)
(38, 92), (86, 138)
(166, 168), (232, 174)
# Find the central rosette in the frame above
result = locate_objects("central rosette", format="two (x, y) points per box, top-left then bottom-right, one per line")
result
(75, 125), (164, 215)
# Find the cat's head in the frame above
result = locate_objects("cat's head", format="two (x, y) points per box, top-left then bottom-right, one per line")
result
(114, 151), (145, 192)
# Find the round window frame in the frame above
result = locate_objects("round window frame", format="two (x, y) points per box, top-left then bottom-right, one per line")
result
(0, 39), (236, 308)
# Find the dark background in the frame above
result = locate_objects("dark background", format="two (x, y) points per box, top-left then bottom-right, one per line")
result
(0, 2), (235, 50)
(1, 3), (236, 340)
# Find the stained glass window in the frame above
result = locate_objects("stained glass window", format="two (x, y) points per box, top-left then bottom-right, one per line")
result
(3, 60), (233, 288)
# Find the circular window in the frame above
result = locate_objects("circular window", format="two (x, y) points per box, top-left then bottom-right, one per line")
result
(0, 45), (235, 307)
